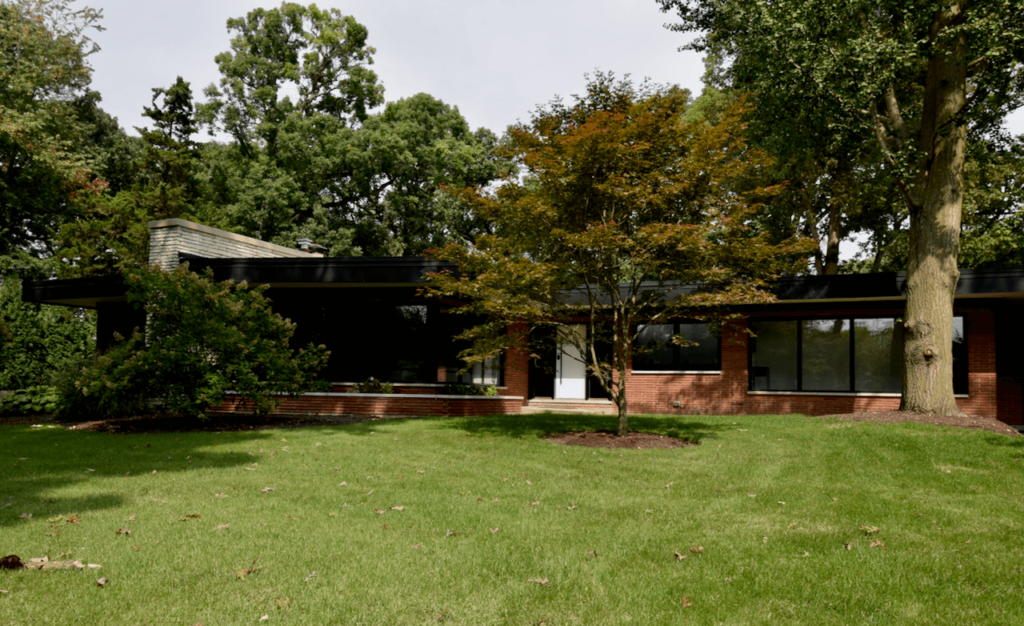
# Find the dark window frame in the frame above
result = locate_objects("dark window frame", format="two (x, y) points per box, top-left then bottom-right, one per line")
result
(632, 321), (722, 372)
(748, 315), (968, 394)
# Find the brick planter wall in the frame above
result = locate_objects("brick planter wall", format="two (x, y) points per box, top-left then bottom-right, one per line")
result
(212, 392), (523, 418)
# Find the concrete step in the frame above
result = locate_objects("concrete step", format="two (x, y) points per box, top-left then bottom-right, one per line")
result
(523, 399), (617, 415)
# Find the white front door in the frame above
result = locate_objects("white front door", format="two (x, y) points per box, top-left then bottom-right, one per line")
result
(555, 324), (587, 399)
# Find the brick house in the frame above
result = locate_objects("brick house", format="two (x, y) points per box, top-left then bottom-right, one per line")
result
(23, 219), (1024, 427)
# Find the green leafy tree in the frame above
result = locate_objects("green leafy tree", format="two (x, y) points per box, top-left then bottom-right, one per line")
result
(62, 264), (330, 419)
(344, 93), (509, 256)
(57, 77), (204, 277)
(428, 75), (813, 436)
(197, 2), (382, 253)
(658, 0), (1024, 415)
(0, 0), (105, 258)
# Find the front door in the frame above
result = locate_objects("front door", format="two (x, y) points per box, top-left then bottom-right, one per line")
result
(555, 324), (587, 399)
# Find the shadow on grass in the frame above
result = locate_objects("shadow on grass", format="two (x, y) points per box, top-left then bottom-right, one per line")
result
(442, 412), (723, 443)
(0, 423), (270, 527)
(983, 433), (1024, 449)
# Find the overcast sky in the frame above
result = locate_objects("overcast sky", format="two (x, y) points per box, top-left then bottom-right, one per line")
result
(84, 0), (1024, 139)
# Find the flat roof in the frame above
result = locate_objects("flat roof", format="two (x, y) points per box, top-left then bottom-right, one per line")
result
(23, 261), (1024, 309)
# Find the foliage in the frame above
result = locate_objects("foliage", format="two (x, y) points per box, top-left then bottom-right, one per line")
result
(439, 382), (498, 397)
(350, 378), (395, 394)
(656, 0), (1024, 414)
(0, 274), (95, 389)
(344, 93), (510, 256)
(428, 74), (814, 435)
(62, 264), (329, 419)
(0, 385), (59, 415)
(0, 0), (106, 258)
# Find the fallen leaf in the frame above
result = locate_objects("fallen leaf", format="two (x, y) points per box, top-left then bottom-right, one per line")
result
(0, 590), (7, 593)
(445, 530), (459, 537)
(477, 497), (484, 501)
(66, 514), (80, 524)
(490, 527), (499, 533)
(690, 546), (704, 554)
(844, 543), (852, 550)
(215, 494), (227, 498)
(391, 506), (405, 511)
(762, 536), (768, 543)
(492, 497), (499, 502)
(151, 470), (157, 474)
(132, 545), (140, 551)
(777, 501), (786, 505)
(416, 469), (425, 474)
(869, 540), (887, 548)
(459, 491), (471, 496)
(115, 528), (132, 535)
(788, 523), (797, 529)
(126, 515), (136, 521)
(567, 505), (577, 510)
(665, 482), (674, 489)
(46, 515), (62, 523)
(725, 577), (733, 582)
(748, 494), (757, 498)
(305, 571), (317, 581)
(261, 487), (275, 493)
(527, 577), (550, 586)
(275, 597), (291, 607)
(681, 596), (693, 608)
(832, 497), (838, 502)
(382, 524), (389, 530)
(860, 525), (881, 535)
(259, 615), (268, 622)
(674, 552), (687, 561)
(338, 482), (347, 486)
(18, 513), (31, 519)
(216, 524), (230, 530)
(413, 544), (422, 550)
(178, 513), (201, 521)
(328, 512), (337, 517)
(587, 550), (599, 558)
(95, 577), (108, 587)
(373, 509), (384, 515)
(802, 551), (810, 557)
(530, 501), (540, 506)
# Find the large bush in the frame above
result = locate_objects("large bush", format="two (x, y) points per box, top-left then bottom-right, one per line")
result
(62, 264), (329, 419)
(0, 275), (95, 390)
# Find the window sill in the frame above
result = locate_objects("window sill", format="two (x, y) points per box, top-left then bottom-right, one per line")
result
(632, 370), (722, 375)
(747, 390), (969, 398)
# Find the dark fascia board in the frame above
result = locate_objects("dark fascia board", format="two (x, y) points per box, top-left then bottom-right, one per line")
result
(179, 253), (459, 286)
(560, 267), (1024, 305)
(21, 274), (128, 308)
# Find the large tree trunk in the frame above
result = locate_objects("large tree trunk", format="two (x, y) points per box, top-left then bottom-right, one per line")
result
(900, 7), (966, 415)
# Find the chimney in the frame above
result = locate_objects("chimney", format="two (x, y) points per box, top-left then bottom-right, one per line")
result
(296, 238), (328, 254)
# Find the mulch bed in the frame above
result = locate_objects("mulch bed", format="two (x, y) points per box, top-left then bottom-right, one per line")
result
(544, 430), (695, 449)
(818, 410), (1020, 436)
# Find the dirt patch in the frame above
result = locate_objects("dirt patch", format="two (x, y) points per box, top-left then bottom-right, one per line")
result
(544, 430), (696, 449)
(818, 411), (1020, 436)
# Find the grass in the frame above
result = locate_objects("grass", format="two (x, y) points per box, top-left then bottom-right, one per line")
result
(1, 412), (1023, 625)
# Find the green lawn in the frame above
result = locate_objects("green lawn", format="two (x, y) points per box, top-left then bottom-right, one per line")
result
(1, 413), (1022, 625)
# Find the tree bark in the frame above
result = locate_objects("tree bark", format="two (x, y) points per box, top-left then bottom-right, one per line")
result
(900, 6), (966, 416)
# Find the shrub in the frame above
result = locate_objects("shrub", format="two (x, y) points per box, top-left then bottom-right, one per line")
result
(440, 383), (498, 396)
(61, 264), (330, 419)
(350, 378), (395, 394)
(0, 386), (60, 416)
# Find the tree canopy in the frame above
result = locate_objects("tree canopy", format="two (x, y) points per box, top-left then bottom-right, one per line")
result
(657, 0), (1024, 415)
(428, 74), (813, 435)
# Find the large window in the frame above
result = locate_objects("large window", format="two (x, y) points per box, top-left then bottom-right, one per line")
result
(749, 317), (967, 394)
(634, 322), (720, 371)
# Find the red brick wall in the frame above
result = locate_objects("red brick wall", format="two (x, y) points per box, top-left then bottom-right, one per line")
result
(621, 308), (1020, 425)
(213, 393), (523, 418)
(505, 322), (530, 406)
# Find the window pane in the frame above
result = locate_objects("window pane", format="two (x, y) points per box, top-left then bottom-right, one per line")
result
(634, 324), (674, 369)
(750, 321), (798, 390)
(677, 323), (719, 370)
(953, 316), (967, 394)
(802, 319), (850, 391)
(854, 319), (902, 392)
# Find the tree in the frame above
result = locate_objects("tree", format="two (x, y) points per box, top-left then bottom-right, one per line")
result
(658, 0), (1024, 415)
(198, 2), (382, 253)
(427, 74), (813, 436)
(62, 264), (329, 419)
(344, 93), (509, 256)
(0, 0), (105, 258)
